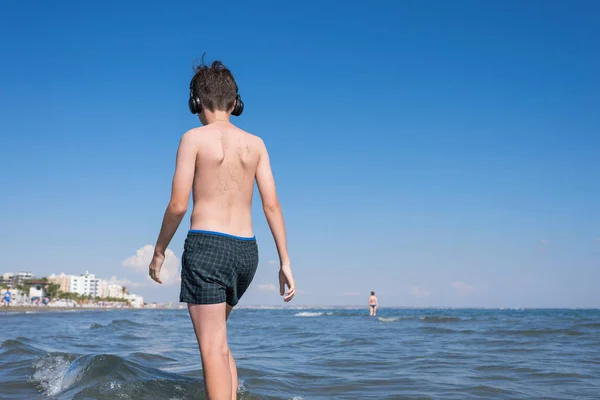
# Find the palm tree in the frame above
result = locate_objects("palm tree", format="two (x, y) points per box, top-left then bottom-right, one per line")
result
(46, 283), (60, 299)
(16, 284), (27, 296)
(121, 287), (128, 298)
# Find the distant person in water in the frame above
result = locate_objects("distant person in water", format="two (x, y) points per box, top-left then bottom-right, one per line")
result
(149, 56), (296, 400)
(369, 291), (378, 316)
(3, 290), (11, 307)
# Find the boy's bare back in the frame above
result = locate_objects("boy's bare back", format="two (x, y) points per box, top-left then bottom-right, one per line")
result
(180, 123), (265, 237)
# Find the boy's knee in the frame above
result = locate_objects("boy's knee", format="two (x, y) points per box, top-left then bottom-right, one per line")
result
(201, 341), (229, 359)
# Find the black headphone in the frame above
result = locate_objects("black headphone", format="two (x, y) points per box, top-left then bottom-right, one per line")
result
(188, 78), (244, 116)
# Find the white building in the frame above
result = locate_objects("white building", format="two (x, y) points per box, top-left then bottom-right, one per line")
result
(70, 271), (100, 297)
(1, 272), (34, 287)
(125, 294), (144, 308)
(2, 273), (14, 281)
(29, 284), (46, 300)
(15, 272), (35, 285)
(90, 278), (124, 299)
(106, 283), (124, 299)
(98, 280), (107, 298)
(0, 273), (14, 287)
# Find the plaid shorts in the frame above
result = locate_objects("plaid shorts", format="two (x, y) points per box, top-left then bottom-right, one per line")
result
(180, 230), (259, 306)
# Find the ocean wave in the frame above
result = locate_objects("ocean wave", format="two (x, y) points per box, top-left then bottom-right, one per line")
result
(576, 322), (600, 329)
(89, 319), (145, 330)
(128, 352), (178, 364)
(110, 319), (144, 327)
(485, 328), (584, 337)
(294, 312), (322, 317)
(0, 338), (46, 357)
(419, 316), (461, 322)
(32, 353), (76, 396)
(31, 352), (192, 398)
(377, 317), (410, 323)
(25, 351), (289, 400)
(420, 326), (459, 334)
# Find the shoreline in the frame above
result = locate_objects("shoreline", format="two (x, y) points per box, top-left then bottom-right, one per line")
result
(0, 306), (173, 313)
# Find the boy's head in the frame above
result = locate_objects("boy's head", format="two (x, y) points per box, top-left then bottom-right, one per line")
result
(188, 58), (243, 116)
(371, 291), (375, 295)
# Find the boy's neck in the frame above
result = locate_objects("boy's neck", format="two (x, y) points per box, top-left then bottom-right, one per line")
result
(202, 110), (232, 125)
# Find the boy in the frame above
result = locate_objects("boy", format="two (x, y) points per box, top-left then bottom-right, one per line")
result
(149, 59), (296, 400)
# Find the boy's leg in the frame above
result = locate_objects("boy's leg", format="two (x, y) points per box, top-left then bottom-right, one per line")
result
(188, 303), (231, 400)
(226, 304), (237, 400)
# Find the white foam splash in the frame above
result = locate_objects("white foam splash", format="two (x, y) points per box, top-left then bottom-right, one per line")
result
(378, 317), (402, 322)
(294, 312), (322, 317)
(32, 354), (71, 396)
(109, 382), (122, 389)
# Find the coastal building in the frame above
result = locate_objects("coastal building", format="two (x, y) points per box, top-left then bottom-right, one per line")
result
(98, 280), (108, 298)
(106, 283), (124, 299)
(48, 273), (71, 293)
(14, 272), (35, 285)
(28, 280), (48, 300)
(0, 273), (14, 287)
(98, 280), (124, 299)
(69, 271), (100, 297)
(0, 272), (35, 288)
(124, 294), (144, 308)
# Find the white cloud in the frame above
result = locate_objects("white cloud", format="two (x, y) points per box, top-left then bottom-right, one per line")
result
(410, 286), (430, 297)
(343, 292), (361, 296)
(267, 260), (277, 265)
(107, 276), (145, 289)
(257, 283), (277, 292)
(122, 245), (180, 285)
(451, 281), (476, 296)
(540, 239), (549, 245)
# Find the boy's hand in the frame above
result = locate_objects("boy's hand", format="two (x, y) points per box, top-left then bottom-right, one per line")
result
(149, 252), (165, 284)
(279, 264), (296, 302)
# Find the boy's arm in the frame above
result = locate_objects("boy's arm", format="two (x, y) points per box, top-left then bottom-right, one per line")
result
(255, 139), (295, 301)
(149, 132), (196, 283)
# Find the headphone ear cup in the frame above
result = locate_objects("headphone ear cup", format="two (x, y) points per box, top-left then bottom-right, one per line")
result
(232, 94), (244, 116)
(189, 97), (202, 114)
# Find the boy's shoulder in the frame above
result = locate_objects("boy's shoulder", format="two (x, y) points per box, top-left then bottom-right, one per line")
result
(181, 125), (266, 148)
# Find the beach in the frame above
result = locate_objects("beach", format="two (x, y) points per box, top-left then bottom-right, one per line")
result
(1, 308), (599, 399)
(0, 305), (175, 314)
(0, 306), (139, 314)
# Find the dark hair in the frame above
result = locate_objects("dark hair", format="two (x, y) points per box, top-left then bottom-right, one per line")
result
(190, 56), (238, 113)
(371, 291), (375, 295)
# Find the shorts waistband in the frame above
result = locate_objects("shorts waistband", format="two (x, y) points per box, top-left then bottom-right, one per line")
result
(188, 230), (256, 241)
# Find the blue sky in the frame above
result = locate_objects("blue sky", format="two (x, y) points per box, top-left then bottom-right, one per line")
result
(1, 0), (598, 307)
